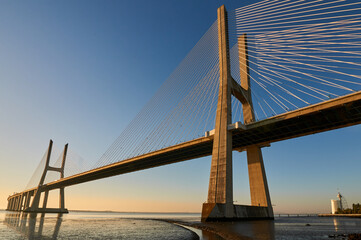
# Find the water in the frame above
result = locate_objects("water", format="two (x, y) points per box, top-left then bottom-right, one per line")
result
(1, 210), (361, 239)
(190, 217), (361, 239)
(0, 211), (199, 240)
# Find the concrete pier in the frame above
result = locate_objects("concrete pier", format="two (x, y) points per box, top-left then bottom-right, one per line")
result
(7, 140), (69, 214)
(205, 4), (234, 219)
(202, 5), (273, 222)
(239, 33), (273, 218)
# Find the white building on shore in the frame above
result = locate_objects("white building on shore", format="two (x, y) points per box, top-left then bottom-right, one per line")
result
(331, 193), (343, 214)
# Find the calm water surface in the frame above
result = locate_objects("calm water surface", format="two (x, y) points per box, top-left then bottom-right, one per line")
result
(1, 210), (361, 239)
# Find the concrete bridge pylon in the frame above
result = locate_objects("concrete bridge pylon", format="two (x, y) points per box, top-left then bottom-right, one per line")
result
(7, 140), (69, 213)
(201, 5), (274, 222)
(26, 140), (69, 213)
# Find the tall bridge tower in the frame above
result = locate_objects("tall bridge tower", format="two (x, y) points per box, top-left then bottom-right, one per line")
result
(201, 5), (273, 221)
(7, 140), (69, 214)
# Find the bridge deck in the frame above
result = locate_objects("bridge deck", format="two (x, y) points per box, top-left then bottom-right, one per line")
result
(233, 91), (361, 149)
(9, 91), (361, 199)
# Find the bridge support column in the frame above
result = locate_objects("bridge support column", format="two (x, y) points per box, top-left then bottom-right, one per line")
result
(8, 198), (12, 210)
(42, 191), (49, 209)
(238, 34), (274, 218)
(19, 194), (25, 211)
(15, 197), (19, 211)
(18, 195), (22, 211)
(11, 198), (15, 211)
(10, 198), (15, 211)
(26, 140), (53, 213)
(18, 197), (21, 211)
(14, 198), (18, 211)
(20, 195), (24, 211)
(7, 198), (11, 211)
(16, 197), (19, 211)
(14, 197), (18, 211)
(247, 146), (273, 216)
(59, 188), (65, 210)
(24, 192), (31, 210)
(6, 198), (10, 210)
(12, 197), (16, 211)
(12, 198), (16, 211)
(202, 5), (273, 221)
(58, 143), (68, 211)
(24, 140), (69, 214)
(202, 5), (234, 221)
(28, 190), (42, 213)
(9, 198), (14, 211)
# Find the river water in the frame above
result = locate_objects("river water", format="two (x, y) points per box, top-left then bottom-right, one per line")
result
(1, 210), (361, 239)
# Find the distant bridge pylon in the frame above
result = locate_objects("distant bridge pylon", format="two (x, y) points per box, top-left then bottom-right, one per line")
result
(7, 140), (68, 214)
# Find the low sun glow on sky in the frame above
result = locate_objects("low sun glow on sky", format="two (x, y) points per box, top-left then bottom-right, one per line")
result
(1, 0), (360, 214)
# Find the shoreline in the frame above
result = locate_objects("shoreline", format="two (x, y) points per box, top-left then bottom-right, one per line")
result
(161, 216), (361, 240)
(170, 223), (200, 240)
(161, 219), (240, 240)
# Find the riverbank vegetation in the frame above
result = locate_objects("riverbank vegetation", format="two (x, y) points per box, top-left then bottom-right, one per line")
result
(336, 204), (361, 214)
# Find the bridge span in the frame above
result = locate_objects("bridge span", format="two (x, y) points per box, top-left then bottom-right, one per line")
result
(7, 90), (361, 215)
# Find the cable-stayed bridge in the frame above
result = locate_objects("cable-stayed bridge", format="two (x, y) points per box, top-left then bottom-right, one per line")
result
(6, 0), (361, 221)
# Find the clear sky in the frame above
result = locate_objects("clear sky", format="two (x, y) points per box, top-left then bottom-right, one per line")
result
(0, 0), (360, 214)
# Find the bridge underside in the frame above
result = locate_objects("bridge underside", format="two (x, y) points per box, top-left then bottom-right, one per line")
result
(7, 91), (361, 212)
(233, 91), (361, 150)
(49, 91), (361, 191)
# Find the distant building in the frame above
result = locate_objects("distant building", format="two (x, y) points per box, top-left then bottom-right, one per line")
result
(331, 192), (343, 214)
(331, 199), (341, 214)
(353, 203), (361, 214)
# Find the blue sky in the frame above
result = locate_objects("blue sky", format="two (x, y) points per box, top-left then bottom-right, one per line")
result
(0, 0), (360, 214)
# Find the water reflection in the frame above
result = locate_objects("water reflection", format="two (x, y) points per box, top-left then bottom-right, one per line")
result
(201, 220), (275, 240)
(333, 217), (340, 231)
(332, 217), (361, 233)
(200, 229), (224, 240)
(4, 212), (63, 239)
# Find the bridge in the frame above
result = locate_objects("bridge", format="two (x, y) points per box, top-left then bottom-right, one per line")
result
(6, 0), (361, 221)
